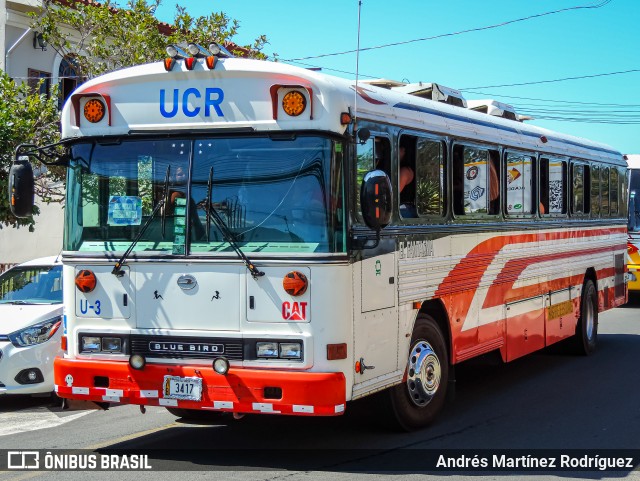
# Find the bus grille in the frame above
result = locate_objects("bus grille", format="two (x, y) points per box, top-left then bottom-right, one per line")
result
(130, 335), (244, 361)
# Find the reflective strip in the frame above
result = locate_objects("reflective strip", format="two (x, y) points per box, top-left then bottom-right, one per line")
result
(54, 385), (59, 392)
(335, 404), (345, 413)
(72, 387), (90, 395)
(106, 389), (124, 397)
(252, 402), (279, 413)
(102, 395), (120, 402)
(213, 401), (233, 409)
(292, 405), (314, 413)
(159, 398), (178, 407)
(139, 390), (159, 398)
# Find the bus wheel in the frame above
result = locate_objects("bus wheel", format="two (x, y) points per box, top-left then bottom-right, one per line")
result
(574, 279), (598, 355)
(388, 314), (449, 431)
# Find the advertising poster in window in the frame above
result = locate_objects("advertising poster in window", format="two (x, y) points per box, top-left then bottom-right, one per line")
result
(464, 152), (488, 213)
(506, 155), (532, 214)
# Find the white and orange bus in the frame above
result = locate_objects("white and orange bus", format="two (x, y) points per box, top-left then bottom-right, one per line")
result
(627, 155), (640, 292)
(9, 43), (628, 430)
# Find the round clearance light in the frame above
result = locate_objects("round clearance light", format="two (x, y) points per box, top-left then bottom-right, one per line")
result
(83, 99), (105, 123)
(129, 354), (146, 370)
(282, 91), (306, 117)
(283, 271), (308, 296)
(75, 269), (97, 293)
(213, 357), (230, 375)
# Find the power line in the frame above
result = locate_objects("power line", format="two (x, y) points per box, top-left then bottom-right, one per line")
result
(282, 0), (612, 62)
(460, 68), (640, 90)
(462, 90), (640, 107)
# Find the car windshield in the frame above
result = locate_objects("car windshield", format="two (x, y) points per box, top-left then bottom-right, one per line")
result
(65, 136), (346, 254)
(0, 265), (63, 305)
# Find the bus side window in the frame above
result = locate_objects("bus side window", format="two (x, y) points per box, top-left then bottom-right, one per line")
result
(540, 158), (567, 215)
(399, 135), (417, 218)
(505, 151), (535, 216)
(356, 136), (390, 222)
(415, 138), (445, 217)
(591, 165), (600, 217)
(488, 150), (500, 215)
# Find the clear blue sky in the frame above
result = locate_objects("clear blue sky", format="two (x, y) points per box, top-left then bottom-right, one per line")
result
(155, 0), (639, 155)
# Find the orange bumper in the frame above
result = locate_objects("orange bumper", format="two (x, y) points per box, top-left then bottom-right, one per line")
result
(54, 358), (346, 416)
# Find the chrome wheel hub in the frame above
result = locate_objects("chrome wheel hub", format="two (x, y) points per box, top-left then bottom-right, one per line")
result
(406, 340), (441, 407)
(585, 293), (595, 340)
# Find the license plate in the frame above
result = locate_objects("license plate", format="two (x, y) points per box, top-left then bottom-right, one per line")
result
(163, 375), (203, 401)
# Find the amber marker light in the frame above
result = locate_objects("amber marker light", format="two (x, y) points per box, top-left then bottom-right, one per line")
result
(164, 58), (176, 71)
(61, 335), (68, 352)
(75, 269), (97, 293)
(83, 99), (105, 123)
(282, 91), (306, 116)
(340, 112), (352, 125)
(205, 56), (217, 69)
(283, 271), (308, 296)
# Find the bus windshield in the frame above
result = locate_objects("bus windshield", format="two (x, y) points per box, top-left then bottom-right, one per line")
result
(65, 136), (346, 254)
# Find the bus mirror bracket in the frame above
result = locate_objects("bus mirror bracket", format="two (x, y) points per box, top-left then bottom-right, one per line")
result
(360, 169), (392, 237)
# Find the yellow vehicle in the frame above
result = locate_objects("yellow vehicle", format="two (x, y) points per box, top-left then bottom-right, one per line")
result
(627, 155), (640, 291)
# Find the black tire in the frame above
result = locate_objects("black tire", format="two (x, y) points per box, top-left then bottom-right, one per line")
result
(387, 314), (449, 431)
(574, 279), (598, 355)
(165, 407), (224, 420)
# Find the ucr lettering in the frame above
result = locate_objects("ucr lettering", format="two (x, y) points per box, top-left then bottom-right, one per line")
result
(160, 88), (224, 118)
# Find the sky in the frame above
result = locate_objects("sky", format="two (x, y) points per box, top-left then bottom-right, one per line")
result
(155, 0), (640, 155)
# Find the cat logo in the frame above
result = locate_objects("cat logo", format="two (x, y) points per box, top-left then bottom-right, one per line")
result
(282, 301), (308, 321)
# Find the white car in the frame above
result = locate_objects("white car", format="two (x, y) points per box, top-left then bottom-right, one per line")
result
(0, 256), (64, 395)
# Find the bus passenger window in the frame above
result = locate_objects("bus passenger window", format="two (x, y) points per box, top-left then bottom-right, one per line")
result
(415, 139), (444, 216)
(591, 165), (600, 217)
(399, 135), (417, 218)
(601, 167), (610, 216)
(454, 145), (496, 215)
(505, 152), (534, 215)
(488, 151), (500, 215)
(540, 158), (567, 215)
(571, 164), (585, 214)
(610, 168), (619, 214)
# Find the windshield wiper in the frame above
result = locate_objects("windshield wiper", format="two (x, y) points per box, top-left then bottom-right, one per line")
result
(112, 166), (171, 277)
(0, 300), (31, 305)
(203, 167), (264, 280)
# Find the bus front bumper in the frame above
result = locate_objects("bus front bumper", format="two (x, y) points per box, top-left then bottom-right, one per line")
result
(54, 358), (346, 416)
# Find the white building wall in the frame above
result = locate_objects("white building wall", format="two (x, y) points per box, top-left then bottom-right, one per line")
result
(2, 0), (63, 265)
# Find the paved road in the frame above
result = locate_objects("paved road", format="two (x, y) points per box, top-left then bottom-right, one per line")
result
(1, 298), (640, 480)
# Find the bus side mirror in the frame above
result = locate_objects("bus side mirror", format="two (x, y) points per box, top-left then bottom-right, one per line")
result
(361, 169), (392, 230)
(8, 157), (35, 218)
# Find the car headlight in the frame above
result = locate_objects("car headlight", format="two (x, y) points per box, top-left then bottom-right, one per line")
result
(8, 316), (62, 348)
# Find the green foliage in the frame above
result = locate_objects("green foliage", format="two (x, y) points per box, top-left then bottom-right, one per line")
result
(32, 0), (270, 80)
(0, 72), (61, 229)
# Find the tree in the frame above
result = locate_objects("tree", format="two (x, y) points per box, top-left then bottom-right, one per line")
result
(32, 0), (269, 81)
(0, 0), (270, 227)
(0, 72), (61, 229)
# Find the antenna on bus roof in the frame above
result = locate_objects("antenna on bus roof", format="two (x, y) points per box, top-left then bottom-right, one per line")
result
(354, 0), (362, 134)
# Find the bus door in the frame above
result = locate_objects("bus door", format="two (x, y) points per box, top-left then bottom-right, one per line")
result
(353, 135), (399, 387)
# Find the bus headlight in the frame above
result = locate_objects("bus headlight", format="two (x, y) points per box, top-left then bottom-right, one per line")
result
(129, 354), (146, 370)
(279, 342), (302, 359)
(213, 357), (230, 375)
(81, 336), (101, 352)
(256, 342), (279, 358)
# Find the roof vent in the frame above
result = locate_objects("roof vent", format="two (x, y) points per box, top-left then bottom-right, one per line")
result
(359, 78), (407, 89)
(392, 82), (467, 107)
(467, 99), (521, 121)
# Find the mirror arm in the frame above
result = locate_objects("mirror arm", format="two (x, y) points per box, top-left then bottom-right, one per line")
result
(15, 141), (71, 167)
